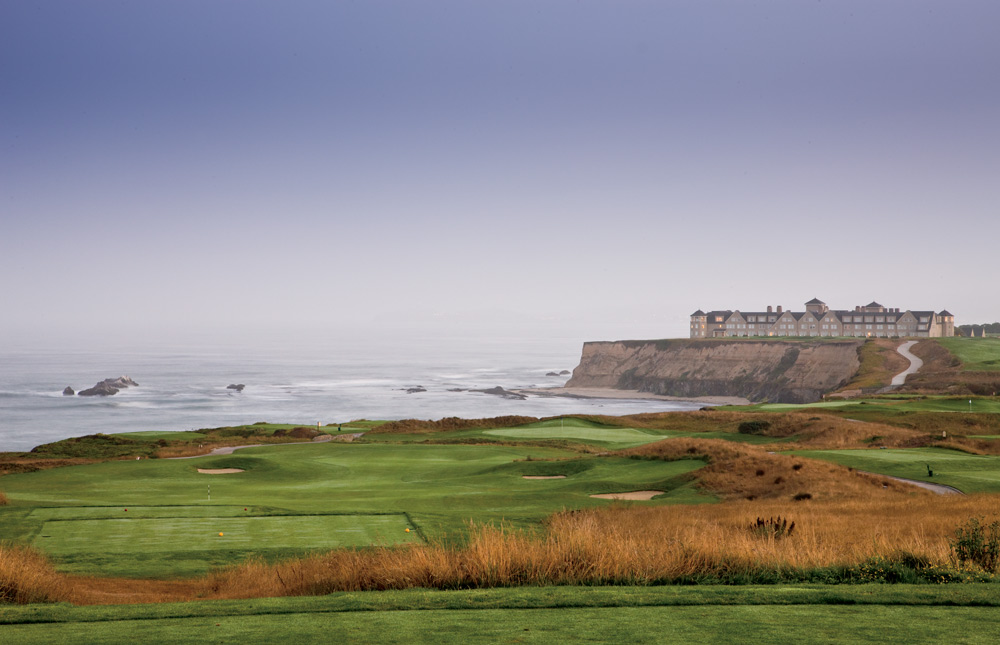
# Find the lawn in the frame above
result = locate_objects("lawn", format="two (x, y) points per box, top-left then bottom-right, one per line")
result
(938, 337), (1000, 372)
(482, 418), (665, 448)
(0, 442), (706, 577)
(788, 447), (1000, 493)
(4, 585), (1000, 644)
(752, 396), (1000, 415)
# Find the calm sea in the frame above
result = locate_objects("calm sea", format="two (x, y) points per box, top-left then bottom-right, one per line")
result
(0, 332), (698, 452)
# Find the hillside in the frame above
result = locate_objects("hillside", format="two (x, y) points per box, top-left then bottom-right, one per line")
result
(566, 339), (864, 403)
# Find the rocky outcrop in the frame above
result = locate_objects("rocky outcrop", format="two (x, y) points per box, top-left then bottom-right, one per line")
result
(566, 339), (864, 403)
(78, 376), (139, 397)
(473, 386), (527, 400)
(227, 384), (245, 392)
(62, 386), (75, 396)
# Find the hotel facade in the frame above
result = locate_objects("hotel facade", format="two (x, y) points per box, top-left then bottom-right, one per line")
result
(690, 299), (954, 339)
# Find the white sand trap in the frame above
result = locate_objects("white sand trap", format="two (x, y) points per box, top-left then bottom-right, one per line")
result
(590, 490), (664, 501)
(197, 468), (245, 474)
(522, 475), (566, 480)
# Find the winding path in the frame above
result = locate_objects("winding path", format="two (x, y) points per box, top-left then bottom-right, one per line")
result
(862, 471), (964, 495)
(890, 340), (924, 387)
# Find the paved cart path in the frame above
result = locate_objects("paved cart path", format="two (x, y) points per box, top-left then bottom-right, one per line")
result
(890, 340), (924, 386)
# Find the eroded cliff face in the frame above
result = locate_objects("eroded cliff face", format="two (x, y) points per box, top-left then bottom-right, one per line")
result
(566, 339), (864, 403)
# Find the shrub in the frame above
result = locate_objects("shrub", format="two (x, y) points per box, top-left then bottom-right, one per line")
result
(949, 517), (1000, 572)
(792, 493), (812, 501)
(748, 516), (795, 539)
(738, 420), (772, 435)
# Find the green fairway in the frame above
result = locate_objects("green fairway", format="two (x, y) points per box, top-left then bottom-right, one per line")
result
(752, 396), (1000, 415)
(788, 447), (1000, 493)
(4, 585), (1000, 644)
(32, 510), (417, 554)
(0, 442), (706, 576)
(483, 419), (662, 447)
(938, 337), (1000, 372)
(480, 418), (790, 447)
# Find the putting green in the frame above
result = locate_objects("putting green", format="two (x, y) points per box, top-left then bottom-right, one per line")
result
(484, 421), (660, 446)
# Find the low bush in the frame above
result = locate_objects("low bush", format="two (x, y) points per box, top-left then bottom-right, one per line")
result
(949, 517), (1000, 572)
(738, 420), (772, 435)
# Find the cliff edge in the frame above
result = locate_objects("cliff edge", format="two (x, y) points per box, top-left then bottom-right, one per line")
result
(566, 339), (864, 403)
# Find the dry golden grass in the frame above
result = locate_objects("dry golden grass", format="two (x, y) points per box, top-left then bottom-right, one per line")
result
(203, 495), (1000, 598)
(0, 544), (71, 604)
(0, 490), (8, 506)
(9, 492), (1000, 605)
(615, 438), (927, 502)
(369, 416), (539, 435)
(902, 340), (1000, 395)
(0, 457), (96, 476)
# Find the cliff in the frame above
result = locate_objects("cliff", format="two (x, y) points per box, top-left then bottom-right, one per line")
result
(566, 339), (865, 403)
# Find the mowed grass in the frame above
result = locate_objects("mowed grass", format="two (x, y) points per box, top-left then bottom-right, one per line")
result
(0, 442), (706, 577)
(5, 586), (1000, 644)
(938, 337), (1000, 371)
(788, 447), (1000, 493)
(753, 396), (1000, 415)
(483, 419), (662, 448)
(480, 418), (790, 447)
(33, 507), (419, 557)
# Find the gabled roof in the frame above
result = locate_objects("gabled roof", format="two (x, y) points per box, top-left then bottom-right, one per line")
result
(939, 310), (953, 317)
(691, 310), (706, 316)
(866, 301), (883, 308)
(805, 298), (825, 305)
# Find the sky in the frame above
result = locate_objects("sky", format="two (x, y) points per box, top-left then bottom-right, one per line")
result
(3, 1), (998, 347)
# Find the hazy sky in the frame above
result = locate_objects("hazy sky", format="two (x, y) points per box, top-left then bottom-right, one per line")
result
(3, 1), (998, 346)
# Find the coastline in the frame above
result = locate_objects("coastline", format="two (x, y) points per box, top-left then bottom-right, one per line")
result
(514, 387), (750, 407)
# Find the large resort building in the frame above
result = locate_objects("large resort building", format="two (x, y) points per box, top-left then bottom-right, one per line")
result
(690, 299), (954, 339)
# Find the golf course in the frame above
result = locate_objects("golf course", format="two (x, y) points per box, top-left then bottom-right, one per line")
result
(4, 391), (1000, 641)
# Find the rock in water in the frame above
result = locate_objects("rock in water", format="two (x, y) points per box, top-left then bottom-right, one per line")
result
(473, 386), (527, 400)
(78, 383), (119, 396)
(559, 370), (571, 375)
(227, 384), (246, 392)
(63, 386), (75, 396)
(77, 376), (138, 397)
(546, 372), (560, 377)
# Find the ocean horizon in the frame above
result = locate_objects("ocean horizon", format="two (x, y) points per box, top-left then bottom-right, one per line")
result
(0, 331), (699, 452)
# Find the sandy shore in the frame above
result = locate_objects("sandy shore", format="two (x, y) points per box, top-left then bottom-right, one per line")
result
(513, 387), (750, 406)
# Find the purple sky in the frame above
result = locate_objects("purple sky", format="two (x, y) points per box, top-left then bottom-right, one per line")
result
(3, 1), (998, 346)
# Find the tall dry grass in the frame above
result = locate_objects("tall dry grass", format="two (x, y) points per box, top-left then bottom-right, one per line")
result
(206, 495), (1000, 598)
(0, 544), (71, 604)
(615, 437), (926, 501)
(8, 494), (1000, 605)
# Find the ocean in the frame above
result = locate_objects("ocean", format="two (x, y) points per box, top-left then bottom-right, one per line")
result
(0, 332), (699, 452)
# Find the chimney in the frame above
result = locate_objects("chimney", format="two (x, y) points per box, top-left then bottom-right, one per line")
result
(777, 305), (783, 313)
(767, 305), (773, 313)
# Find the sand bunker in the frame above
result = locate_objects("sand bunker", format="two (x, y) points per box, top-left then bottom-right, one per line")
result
(197, 468), (245, 474)
(590, 490), (664, 501)
(522, 475), (566, 480)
